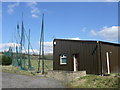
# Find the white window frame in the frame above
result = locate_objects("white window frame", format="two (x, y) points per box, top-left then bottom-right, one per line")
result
(60, 54), (67, 64)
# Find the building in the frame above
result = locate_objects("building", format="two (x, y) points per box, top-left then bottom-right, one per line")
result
(53, 39), (120, 75)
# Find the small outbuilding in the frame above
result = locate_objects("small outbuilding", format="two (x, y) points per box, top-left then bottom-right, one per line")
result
(53, 39), (120, 75)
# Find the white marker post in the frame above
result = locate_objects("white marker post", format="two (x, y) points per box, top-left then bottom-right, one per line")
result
(106, 52), (110, 74)
(74, 55), (76, 72)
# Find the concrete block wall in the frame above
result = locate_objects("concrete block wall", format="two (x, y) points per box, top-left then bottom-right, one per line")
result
(47, 70), (86, 82)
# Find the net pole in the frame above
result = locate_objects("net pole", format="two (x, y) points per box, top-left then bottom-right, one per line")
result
(42, 13), (44, 74)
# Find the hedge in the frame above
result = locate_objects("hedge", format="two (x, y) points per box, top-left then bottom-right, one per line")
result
(2, 55), (11, 65)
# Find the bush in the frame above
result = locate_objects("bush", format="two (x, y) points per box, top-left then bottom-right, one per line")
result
(2, 55), (11, 65)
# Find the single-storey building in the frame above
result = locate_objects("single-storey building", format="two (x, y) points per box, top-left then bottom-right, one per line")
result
(53, 39), (120, 75)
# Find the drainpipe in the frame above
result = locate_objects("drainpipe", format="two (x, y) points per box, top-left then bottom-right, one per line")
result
(106, 52), (110, 75)
(100, 42), (103, 76)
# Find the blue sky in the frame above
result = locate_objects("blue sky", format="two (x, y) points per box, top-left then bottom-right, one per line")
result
(1, 2), (118, 54)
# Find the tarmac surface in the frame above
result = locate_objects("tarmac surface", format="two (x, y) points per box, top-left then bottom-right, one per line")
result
(2, 72), (66, 88)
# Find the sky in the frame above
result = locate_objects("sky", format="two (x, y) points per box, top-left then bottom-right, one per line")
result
(1, 2), (119, 54)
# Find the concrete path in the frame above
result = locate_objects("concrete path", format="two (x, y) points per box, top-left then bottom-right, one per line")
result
(2, 72), (66, 88)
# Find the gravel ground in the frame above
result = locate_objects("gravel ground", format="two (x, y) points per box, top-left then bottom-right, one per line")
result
(2, 72), (66, 88)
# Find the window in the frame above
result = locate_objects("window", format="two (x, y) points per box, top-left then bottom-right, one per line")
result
(60, 54), (67, 64)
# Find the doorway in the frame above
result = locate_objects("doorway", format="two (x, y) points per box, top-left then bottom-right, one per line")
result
(73, 54), (79, 72)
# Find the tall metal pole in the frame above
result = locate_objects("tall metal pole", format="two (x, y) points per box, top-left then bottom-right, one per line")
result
(15, 46), (19, 66)
(17, 22), (21, 62)
(37, 18), (43, 73)
(17, 22), (19, 44)
(37, 35), (42, 73)
(28, 29), (31, 69)
(9, 47), (13, 64)
(42, 13), (44, 74)
(20, 12), (24, 69)
(37, 13), (44, 73)
(17, 23), (19, 66)
(14, 22), (20, 66)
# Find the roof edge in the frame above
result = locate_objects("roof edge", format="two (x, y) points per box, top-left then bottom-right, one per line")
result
(53, 39), (120, 46)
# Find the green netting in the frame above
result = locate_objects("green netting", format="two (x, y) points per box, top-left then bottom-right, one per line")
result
(3, 14), (35, 71)
(4, 47), (13, 64)
(13, 46), (19, 66)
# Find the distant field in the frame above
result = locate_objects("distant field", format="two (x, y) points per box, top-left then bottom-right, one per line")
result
(0, 53), (2, 58)
(31, 59), (53, 73)
(2, 58), (53, 76)
(1, 53), (53, 74)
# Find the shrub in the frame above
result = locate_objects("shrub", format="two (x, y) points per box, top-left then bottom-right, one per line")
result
(2, 55), (11, 65)
(18, 59), (21, 66)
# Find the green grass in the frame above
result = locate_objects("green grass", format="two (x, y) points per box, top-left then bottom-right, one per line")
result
(2, 59), (53, 76)
(67, 74), (119, 88)
(31, 59), (53, 73)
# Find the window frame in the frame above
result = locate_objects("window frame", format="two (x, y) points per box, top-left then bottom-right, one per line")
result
(60, 54), (67, 65)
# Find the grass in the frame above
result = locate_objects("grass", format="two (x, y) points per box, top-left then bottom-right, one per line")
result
(67, 74), (120, 88)
(1, 59), (53, 76)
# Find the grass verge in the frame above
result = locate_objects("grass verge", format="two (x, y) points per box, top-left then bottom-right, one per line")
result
(67, 73), (120, 88)
(1, 59), (53, 76)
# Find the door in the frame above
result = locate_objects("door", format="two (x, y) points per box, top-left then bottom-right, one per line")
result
(73, 54), (78, 72)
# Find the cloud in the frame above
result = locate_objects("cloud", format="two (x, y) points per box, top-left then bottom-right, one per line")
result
(81, 27), (86, 32)
(98, 26), (118, 41)
(0, 43), (20, 52)
(22, 49), (39, 55)
(27, 2), (40, 18)
(90, 30), (97, 36)
(0, 42), (40, 55)
(32, 14), (39, 18)
(31, 7), (40, 14)
(38, 41), (53, 54)
(1, 41), (52, 55)
(44, 42), (53, 54)
(30, 49), (39, 54)
(64, 37), (80, 40)
(90, 26), (118, 41)
(8, 2), (19, 14)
